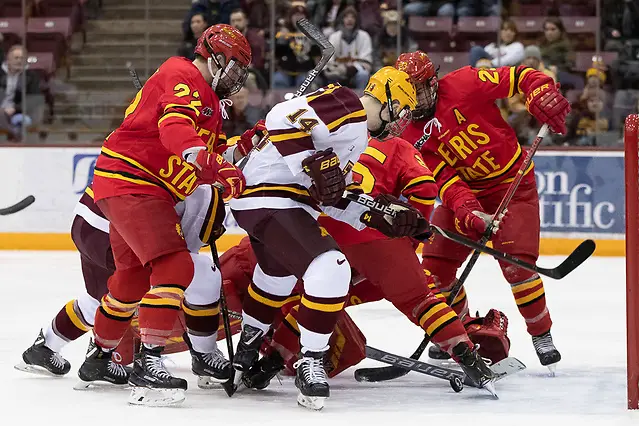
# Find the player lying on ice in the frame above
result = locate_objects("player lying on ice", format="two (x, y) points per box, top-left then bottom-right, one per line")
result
(394, 51), (570, 372)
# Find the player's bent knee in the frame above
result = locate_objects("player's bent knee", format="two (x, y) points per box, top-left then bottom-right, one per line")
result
(501, 255), (538, 284)
(149, 250), (195, 289)
(184, 253), (221, 305)
(302, 250), (351, 298)
(108, 266), (151, 301)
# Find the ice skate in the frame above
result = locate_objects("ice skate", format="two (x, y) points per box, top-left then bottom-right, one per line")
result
(428, 344), (451, 360)
(532, 331), (561, 375)
(15, 329), (71, 377)
(233, 324), (264, 372)
(182, 332), (232, 389)
(294, 350), (329, 411)
(127, 345), (187, 406)
(75, 338), (130, 390)
(453, 343), (497, 398)
(243, 349), (285, 390)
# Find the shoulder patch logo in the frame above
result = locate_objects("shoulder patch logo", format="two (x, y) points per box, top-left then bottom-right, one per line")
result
(202, 107), (213, 117)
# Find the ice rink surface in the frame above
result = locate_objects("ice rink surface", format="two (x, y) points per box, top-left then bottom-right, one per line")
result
(1, 251), (637, 425)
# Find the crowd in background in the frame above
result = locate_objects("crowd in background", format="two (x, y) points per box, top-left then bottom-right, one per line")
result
(1, 0), (638, 146)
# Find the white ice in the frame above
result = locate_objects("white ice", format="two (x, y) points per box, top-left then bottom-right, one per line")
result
(1, 251), (637, 425)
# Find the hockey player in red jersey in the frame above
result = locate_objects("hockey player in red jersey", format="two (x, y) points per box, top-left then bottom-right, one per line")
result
(395, 51), (570, 370)
(78, 24), (251, 405)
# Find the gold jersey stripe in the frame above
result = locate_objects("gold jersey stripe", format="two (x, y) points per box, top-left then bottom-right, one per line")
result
(300, 296), (345, 313)
(158, 112), (195, 128)
(65, 301), (91, 332)
(326, 109), (366, 132)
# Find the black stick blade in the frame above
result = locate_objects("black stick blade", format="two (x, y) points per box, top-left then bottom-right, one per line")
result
(0, 195), (35, 215)
(542, 239), (596, 279)
(354, 365), (410, 382)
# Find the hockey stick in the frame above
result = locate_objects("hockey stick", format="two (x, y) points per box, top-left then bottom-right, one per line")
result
(0, 195), (35, 216)
(126, 62), (142, 90)
(342, 193), (595, 279)
(353, 124), (569, 381)
(236, 18), (334, 171)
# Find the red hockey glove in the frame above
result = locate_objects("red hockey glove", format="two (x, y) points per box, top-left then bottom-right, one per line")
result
(463, 309), (511, 364)
(453, 198), (491, 240)
(237, 119), (267, 157)
(526, 82), (571, 135)
(360, 194), (429, 238)
(302, 148), (346, 206)
(191, 150), (246, 200)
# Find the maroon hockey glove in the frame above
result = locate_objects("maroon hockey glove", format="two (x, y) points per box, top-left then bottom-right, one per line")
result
(302, 148), (346, 206)
(237, 119), (267, 157)
(526, 82), (571, 135)
(360, 194), (429, 238)
(191, 150), (246, 200)
(463, 309), (511, 364)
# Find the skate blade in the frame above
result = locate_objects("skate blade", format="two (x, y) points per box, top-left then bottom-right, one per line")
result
(482, 380), (498, 399)
(197, 375), (228, 389)
(127, 387), (186, 407)
(14, 361), (65, 378)
(297, 393), (326, 411)
(546, 362), (558, 377)
(73, 379), (129, 391)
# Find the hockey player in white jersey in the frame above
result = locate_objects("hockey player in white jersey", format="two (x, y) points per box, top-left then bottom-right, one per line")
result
(17, 184), (230, 405)
(229, 67), (426, 410)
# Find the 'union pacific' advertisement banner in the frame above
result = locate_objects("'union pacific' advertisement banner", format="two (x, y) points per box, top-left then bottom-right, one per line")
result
(0, 147), (626, 255)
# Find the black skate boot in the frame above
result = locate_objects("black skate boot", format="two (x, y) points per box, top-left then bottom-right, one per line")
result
(294, 350), (329, 411)
(233, 324), (265, 372)
(428, 344), (451, 360)
(243, 349), (285, 390)
(15, 329), (71, 376)
(128, 345), (188, 406)
(76, 338), (131, 389)
(532, 331), (561, 373)
(183, 332), (232, 389)
(453, 343), (496, 397)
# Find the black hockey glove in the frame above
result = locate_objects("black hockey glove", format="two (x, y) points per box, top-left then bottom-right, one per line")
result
(360, 194), (429, 238)
(302, 148), (346, 206)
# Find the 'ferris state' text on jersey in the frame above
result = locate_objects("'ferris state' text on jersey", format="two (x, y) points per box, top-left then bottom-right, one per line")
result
(92, 57), (227, 204)
(400, 65), (553, 208)
(230, 84), (369, 220)
(319, 136), (437, 246)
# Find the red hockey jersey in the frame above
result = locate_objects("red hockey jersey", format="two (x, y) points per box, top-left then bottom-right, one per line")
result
(400, 65), (552, 209)
(319, 136), (437, 246)
(93, 57), (227, 204)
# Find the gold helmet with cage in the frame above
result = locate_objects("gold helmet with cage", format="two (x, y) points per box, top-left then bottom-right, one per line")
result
(364, 66), (417, 138)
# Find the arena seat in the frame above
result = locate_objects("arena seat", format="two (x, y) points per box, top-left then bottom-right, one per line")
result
(562, 16), (599, 50)
(27, 17), (72, 78)
(0, 18), (24, 52)
(27, 52), (57, 80)
(574, 51), (619, 72)
(408, 16), (453, 52)
(33, 0), (86, 43)
(425, 52), (467, 76)
(0, 0), (24, 18)
(455, 16), (500, 51)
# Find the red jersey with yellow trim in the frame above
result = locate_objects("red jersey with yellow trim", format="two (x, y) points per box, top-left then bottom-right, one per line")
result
(319, 136), (437, 246)
(400, 65), (553, 208)
(92, 57), (227, 204)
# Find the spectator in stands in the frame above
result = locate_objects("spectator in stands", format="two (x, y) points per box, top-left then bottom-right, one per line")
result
(241, 0), (269, 32)
(469, 19), (524, 68)
(539, 17), (580, 90)
(402, 0), (455, 17)
(307, 0), (349, 37)
(457, 0), (499, 17)
(230, 9), (266, 76)
(579, 67), (606, 103)
(0, 45), (41, 142)
(602, 0), (639, 51)
(356, 0), (384, 41)
(178, 13), (208, 61)
(182, 0), (241, 40)
(223, 86), (266, 137)
(563, 91), (610, 146)
(324, 6), (373, 89)
(272, 3), (321, 89)
(507, 45), (556, 145)
(375, 9), (417, 69)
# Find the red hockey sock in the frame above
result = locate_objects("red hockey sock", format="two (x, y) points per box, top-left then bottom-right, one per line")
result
(510, 275), (552, 336)
(414, 294), (472, 355)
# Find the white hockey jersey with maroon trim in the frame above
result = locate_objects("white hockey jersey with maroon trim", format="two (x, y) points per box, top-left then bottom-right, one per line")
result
(229, 84), (369, 227)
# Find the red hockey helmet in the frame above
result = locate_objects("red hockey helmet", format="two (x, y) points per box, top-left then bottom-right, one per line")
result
(395, 51), (438, 120)
(195, 24), (252, 98)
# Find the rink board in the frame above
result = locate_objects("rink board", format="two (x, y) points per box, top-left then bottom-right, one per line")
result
(0, 147), (625, 255)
